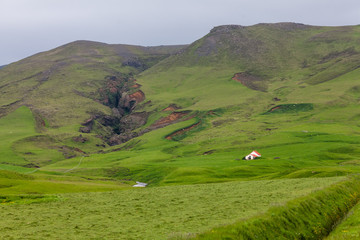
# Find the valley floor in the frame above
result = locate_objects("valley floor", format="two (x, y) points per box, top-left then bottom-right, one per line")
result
(0, 177), (342, 239)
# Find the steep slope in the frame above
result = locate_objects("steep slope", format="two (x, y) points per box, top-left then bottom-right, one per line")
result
(0, 41), (186, 167)
(0, 40), (185, 121)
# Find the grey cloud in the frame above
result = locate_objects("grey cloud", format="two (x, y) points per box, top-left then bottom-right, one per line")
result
(0, 0), (359, 65)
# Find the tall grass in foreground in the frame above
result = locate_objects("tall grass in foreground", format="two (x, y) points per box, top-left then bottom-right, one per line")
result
(325, 201), (360, 239)
(0, 177), (341, 239)
(184, 176), (360, 240)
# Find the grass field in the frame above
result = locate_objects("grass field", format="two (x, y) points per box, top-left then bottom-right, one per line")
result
(0, 106), (37, 166)
(0, 177), (343, 239)
(326, 202), (360, 239)
(188, 176), (360, 240)
(40, 100), (360, 186)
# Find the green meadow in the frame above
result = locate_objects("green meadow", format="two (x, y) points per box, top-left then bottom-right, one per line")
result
(0, 177), (343, 239)
(189, 177), (360, 240)
(0, 106), (37, 166)
(41, 97), (360, 186)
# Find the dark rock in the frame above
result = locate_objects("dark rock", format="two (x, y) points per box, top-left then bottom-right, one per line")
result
(23, 163), (40, 168)
(73, 134), (88, 143)
(79, 126), (91, 133)
(203, 150), (215, 155)
(112, 108), (122, 118)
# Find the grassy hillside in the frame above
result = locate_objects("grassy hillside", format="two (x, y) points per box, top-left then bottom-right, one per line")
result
(0, 41), (186, 168)
(138, 23), (360, 110)
(123, 23), (360, 184)
(0, 106), (37, 167)
(1, 22), (360, 238)
(1, 23), (360, 183)
(0, 23), (359, 182)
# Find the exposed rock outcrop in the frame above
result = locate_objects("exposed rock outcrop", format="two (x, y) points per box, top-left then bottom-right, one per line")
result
(79, 75), (149, 146)
(162, 104), (181, 111)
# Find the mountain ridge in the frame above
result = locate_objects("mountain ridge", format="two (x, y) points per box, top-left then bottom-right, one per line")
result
(137, 22), (360, 112)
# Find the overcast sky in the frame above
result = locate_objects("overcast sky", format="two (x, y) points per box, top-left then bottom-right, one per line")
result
(1, 0), (360, 65)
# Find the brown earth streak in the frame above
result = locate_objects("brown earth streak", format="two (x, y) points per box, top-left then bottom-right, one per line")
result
(162, 104), (181, 111)
(131, 83), (142, 88)
(269, 106), (281, 112)
(152, 111), (189, 128)
(129, 90), (145, 103)
(165, 121), (201, 140)
(232, 72), (266, 92)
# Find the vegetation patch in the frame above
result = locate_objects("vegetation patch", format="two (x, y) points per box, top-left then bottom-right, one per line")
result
(165, 110), (220, 141)
(186, 177), (360, 240)
(264, 103), (313, 114)
(326, 201), (360, 239)
(166, 120), (203, 141)
(0, 170), (34, 180)
(0, 106), (38, 166)
(0, 194), (59, 205)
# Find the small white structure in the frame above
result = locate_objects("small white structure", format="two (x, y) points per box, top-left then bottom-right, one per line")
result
(133, 181), (148, 187)
(244, 150), (261, 160)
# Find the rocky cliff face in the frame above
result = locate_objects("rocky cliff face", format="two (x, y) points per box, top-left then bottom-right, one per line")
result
(79, 74), (149, 145)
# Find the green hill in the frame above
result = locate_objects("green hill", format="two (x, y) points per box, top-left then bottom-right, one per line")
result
(1, 22), (360, 239)
(139, 23), (360, 110)
(0, 41), (186, 168)
(1, 23), (360, 182)
(124, 23), (360, 184)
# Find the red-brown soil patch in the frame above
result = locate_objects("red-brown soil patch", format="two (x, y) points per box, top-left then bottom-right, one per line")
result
(129, 90), (145, 103)
(165, 120), (201, 140)
(131, 83), (142, 88)
(162, 104), (181, 111)
(152, 111), (190, 128)
(269, 106), (281, 112)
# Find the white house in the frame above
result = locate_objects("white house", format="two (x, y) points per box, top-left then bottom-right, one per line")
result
(244, 150), (261, 160)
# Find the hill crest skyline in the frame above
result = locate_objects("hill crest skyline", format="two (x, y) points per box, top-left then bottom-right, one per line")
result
(3, 22), (360, 66)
